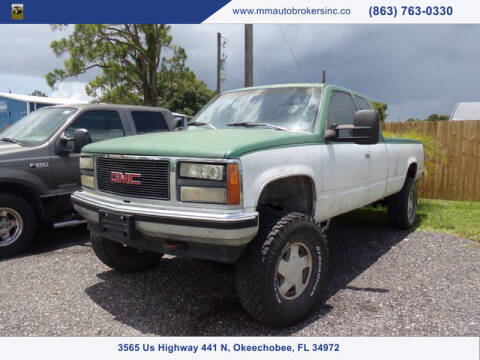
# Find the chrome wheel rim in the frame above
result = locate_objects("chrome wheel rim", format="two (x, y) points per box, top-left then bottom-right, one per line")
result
(407, 190), (416, 222)
(0, 208), (23, 247)
(275, 242), (313, 300)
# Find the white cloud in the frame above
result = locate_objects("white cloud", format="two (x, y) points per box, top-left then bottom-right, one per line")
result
(50, 81), (92, 102)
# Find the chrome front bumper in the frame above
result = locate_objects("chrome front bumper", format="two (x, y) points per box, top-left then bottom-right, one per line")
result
(71, 190), (259, 247)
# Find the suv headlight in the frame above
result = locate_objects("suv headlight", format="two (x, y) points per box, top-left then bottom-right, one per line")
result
(179, 162), (224, 181)
(79, 154), (94, 170)
(79, 153), (94, 189)
(81, 175), (95, 189)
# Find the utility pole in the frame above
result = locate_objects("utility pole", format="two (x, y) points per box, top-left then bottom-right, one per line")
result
(244, 24), (253, 87)
(216, 32), (222, 93)
(322, 70), (326, 84)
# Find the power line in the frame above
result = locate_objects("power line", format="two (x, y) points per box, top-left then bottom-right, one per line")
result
(278, 25), (311, 82)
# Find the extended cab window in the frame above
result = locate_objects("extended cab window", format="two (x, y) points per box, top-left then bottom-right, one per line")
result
(65, 110), (124, 151)
(131, 111), (169, 134)
(327, 91), (357, 138)
(355, 96), (372, 110)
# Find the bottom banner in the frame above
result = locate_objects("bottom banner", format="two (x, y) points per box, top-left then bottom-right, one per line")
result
(1, 337), (478, 359)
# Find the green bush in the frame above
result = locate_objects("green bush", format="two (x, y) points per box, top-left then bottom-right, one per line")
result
(383, 129), (444, 177)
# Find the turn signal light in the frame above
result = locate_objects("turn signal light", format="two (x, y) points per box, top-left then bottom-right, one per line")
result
(227, 163), (240, 205)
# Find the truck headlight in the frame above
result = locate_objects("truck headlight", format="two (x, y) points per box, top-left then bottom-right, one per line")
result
(178, 163), (240, 205)
(180, 186), (226, 204)
(81, 175), (95, 189)
(80, 154), (94, 170)
(179, 162), (224, 181)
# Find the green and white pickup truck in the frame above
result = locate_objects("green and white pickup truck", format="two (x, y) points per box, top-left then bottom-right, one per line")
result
(71, 84), (424, 327)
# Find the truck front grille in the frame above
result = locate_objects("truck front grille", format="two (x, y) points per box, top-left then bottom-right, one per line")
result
(96, 157), (170, 200)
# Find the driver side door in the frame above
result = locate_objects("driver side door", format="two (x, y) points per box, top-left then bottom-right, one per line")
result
(51, 110), (126, 194)
(320, 90), (372, 217)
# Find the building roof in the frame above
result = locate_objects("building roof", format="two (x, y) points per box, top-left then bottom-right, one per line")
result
(0, 92), (87, 105)
(450, 102), (480, 121)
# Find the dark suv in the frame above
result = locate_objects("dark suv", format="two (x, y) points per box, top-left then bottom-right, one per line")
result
(0, 103), (177, 258)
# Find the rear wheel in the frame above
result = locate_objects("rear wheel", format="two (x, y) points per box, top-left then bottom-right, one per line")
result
(235, 212), (329, 327)
(388, 177), (417, 229)
(0, 193), (36, 259)
(91, 234), (163, 273)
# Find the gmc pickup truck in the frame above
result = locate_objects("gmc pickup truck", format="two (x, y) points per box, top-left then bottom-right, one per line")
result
(0, 104), (177, 258)
(72, 84), (424, 327)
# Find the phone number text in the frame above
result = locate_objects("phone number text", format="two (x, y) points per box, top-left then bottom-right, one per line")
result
(369, 5), (453, 18)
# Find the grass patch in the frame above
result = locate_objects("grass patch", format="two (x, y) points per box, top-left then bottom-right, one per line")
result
(338, 199), (480, 241)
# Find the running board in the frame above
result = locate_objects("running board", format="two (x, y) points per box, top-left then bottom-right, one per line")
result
(53, 219), (87, 229)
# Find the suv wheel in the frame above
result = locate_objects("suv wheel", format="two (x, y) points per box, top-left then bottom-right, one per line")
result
(235, 212), (329, 327)
(91, 234), (163, 273)
(0, 193), (36, 259)
(388, 177), (418, 229)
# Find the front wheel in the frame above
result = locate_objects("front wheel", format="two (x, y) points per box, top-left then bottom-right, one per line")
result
(235, 212), (329, 327)
(0, 193), (36, 259)
(388, 177), (418, 229)
(91, 234), (163, 273)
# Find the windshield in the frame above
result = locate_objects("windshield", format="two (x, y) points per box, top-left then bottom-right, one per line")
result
(192, 87), (322, 132)
(0, 107), (77, 145)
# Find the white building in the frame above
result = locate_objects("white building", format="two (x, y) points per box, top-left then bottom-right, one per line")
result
(0, 92), (87, 127)
(450, 102), (480, 121)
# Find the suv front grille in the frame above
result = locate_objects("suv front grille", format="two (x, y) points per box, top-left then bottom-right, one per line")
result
(96, 157), (170, 200)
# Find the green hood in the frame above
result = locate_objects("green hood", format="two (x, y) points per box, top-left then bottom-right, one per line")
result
(83, 129), (321, 159)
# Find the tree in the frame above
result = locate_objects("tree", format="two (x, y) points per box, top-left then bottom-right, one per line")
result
(426, 113), (449, 121)
(47, 24), (173, 107)
(406, 114), (449, 122)
(372, 101), (388, 122)
(29, 90), (47, 97)
(157, 47), (216, 115)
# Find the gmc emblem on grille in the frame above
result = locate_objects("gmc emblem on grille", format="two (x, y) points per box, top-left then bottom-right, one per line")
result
(110, 171), (142, 185)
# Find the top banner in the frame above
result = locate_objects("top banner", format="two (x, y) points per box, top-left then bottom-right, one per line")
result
(1, 0), (480, 23)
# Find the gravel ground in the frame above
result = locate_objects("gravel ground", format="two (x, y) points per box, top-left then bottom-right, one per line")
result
(0, 221), (478, 336)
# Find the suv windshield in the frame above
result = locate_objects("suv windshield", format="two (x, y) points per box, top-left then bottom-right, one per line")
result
(192, 87), (322, 132)
(0, 107), (77, 145)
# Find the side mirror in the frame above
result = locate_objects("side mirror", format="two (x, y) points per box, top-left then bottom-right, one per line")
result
(54, 133), (71, 156)
(325, 110), (380, 145)
(353, 110), (379, 145)
(176, 119), (185, 129)
(73, 128), (92, 153)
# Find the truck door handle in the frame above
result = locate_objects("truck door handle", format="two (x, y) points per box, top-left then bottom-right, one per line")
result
(365, 153), (371, 159)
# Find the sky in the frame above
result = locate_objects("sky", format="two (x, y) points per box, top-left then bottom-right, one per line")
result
(0, 24), (479, 121)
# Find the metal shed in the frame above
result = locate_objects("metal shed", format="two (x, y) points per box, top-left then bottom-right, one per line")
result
(450, 102), (480, 121)
(0, 92), (86, 128)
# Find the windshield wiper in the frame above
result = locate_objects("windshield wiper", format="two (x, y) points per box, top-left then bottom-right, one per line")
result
(0, 137), (24, 145)
(228, 122), (289, 132)
(187, 122), (217, 130)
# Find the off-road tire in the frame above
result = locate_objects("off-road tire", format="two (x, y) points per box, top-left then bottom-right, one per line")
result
(235, 211), (329, 327)
(388, 177), (417, 229)
(91, 234), (162, 273)
(0, 193), (36, 259)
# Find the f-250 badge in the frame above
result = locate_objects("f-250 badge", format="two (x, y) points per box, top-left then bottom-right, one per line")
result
(29, 162), (49, 169)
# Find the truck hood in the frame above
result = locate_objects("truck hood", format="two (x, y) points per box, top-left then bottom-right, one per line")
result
(0, 142), (47, 164)
(82, 129), (321, 159)
(0, 142), (22, 153)
(0, 142), (31, 158)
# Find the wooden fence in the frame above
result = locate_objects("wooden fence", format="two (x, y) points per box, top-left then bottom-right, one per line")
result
(383, 120), (480, 202)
